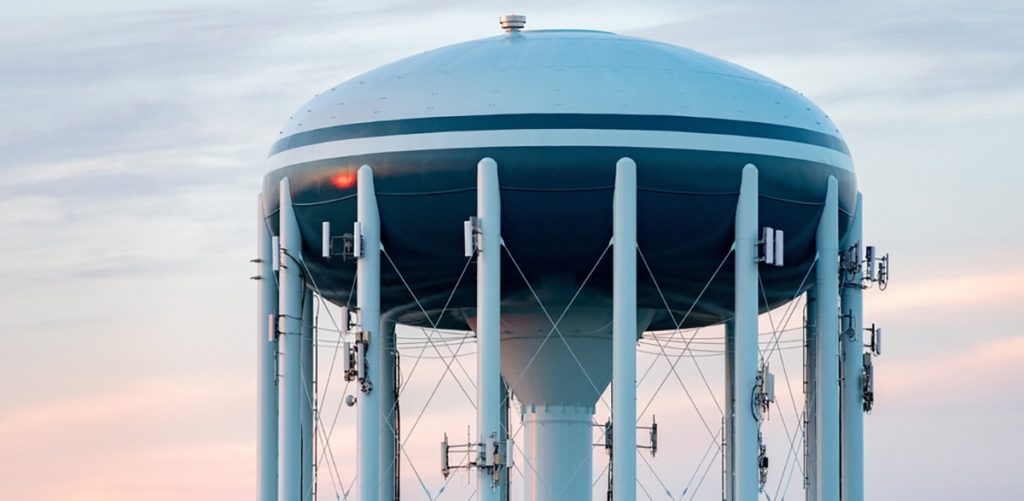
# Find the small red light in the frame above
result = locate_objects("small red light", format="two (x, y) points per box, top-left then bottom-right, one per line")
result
(332, 171), (356, 189)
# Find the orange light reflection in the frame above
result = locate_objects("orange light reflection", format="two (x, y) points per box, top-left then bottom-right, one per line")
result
(331, 171), (356, 189)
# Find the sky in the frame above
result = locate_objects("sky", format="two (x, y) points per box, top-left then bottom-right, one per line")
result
(1, 0), (1022, 499)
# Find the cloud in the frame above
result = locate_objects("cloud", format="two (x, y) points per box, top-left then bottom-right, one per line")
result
(1, 1), (1023, 500)
(866, 334), (1024, 497)
(868, 269), (1024, 314)
(0, 375), (253, 501)
(879, 335), (1024, 406)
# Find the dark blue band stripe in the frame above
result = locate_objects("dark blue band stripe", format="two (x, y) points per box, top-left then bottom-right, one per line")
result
(269, 113), (850, 156)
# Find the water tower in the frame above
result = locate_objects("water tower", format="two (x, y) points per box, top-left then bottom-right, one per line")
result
(255, 14), (886, 501)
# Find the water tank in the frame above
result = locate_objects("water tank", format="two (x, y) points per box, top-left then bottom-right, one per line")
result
(262, 26), (855, 499)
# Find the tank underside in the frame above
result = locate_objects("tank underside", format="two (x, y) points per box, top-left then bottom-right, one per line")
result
(262, 145), (855, 331)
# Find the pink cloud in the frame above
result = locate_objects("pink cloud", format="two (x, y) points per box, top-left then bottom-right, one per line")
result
(0, 375), (253, 501)
(878, 335), (1024, 407)
(867, 269), (1024, 313)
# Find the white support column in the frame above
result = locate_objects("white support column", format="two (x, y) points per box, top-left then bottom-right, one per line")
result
(379, 316), (398, 501)
(278, 177), (304, 501)
(815, 177), (840, 501)
(498, 378), (510, 501)
(733, 164), (759, 501)
(300, 289), (314, 500)
(476, 157), (502, 501)
(724, 319), (736, 500)
(357, 165), (382, 501)
(612, 157), (638, 501)
(804, 287), (818, 501)
(256, 194), (278, 501)
(841, 193), (865, 501)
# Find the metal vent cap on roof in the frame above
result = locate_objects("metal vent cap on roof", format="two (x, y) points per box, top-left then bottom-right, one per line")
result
(500, 14), (526, 32)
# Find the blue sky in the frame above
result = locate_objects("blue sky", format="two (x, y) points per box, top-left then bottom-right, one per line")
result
(1, 1), (1022, 499)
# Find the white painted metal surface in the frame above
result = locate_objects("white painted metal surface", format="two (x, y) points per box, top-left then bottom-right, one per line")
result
(379, 316), (397, 501)
(841, 193), (865, 501)
(612, 157), (638, 501)
(804, 286), (818, 501)
(267, 129), (853, 173)
(256, 194), (278, 501)
(815, 177), (840, 500)
(357, 165), (382, 501)
(277, 177), (304, 501)
(733, 164), (760, 501)
(521, 404), (594, 499)
(321, 221), (331, 258)
(300, 290), (314, 500)
(498, 379), (510, 501)
(271, 31), (845, 162)
(476, 157), (502, 501)
(493, 305), (647, 499)
(724, 319), (736, 500)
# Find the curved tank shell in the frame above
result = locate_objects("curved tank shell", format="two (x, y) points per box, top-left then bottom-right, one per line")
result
(262, 29), (856, 331)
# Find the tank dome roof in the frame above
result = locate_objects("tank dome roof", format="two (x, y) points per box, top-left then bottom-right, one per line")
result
(275, 29), (845, 154)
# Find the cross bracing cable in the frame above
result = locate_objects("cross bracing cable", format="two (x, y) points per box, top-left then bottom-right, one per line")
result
(637, 477), (656, 500)
(675, 427), (722, 501)
(638, 449), (674, 498)
(634, 246), (734, 430)
(772, 400), (807, 501)
(299, 363), (343, 499)
(687, 443), (721, 501)
(494, 239), (614, 494)
(634, 244), (733, 386)
(287, 245), (445, 500)
(637, 244), (724, 417)
(759, 254), (818, 363)
(281, 250), (351, 498)
(314, 274), (355, 406)
(375, 248), (479, 497)
(278, 248), (352, 408)
(774, 386), (816, 500)
(316, 379), (351, 481)
(501, 240), (616, 413)
(756, 261), (817, 482)
(382, 247), (478, 406)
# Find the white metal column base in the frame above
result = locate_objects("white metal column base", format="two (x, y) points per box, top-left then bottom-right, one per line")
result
(476, 157), (503, 501)
(804, 287), (818, 501)
(724, 319), (736, 500)
(379, 316), (398, 501)
(256, 193), (279, 501)
(733, 164), (759, 501)
(612, 157), (638, 501)
(814, 177), (840, 501)
(300, 289), (314, 500)
(840, 193), (865, 501)
(356, 165), (383, 501)
(278, 177), (304, 501)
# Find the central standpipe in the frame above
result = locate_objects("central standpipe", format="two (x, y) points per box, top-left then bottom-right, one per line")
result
(256, 194), (278, 501)
(356, 165), (383, 501)
(278, 178), (305, 500)
(840, 193), (865, 501)
(476, 158), (502, 501)
(733, 164), (760, 501)
(612, 157), (638, 501)
(815, 177), (840, 500)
